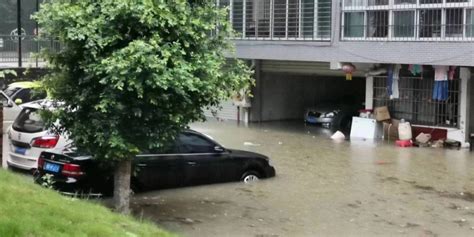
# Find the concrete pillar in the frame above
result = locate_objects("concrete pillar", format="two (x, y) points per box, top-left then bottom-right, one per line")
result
(460, 67), (471, 143)
(365, 76), (374, 110)
(249, 60), (263, 122)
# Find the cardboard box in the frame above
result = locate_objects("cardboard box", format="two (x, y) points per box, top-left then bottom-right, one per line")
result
(383, 119), (399, 141)
(415, 133), (431, 144)
(374, 106), (391, 121)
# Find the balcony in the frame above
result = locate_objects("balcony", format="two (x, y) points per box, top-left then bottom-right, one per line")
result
(341, 0), (474, 41)
(220, 0), (332, 41)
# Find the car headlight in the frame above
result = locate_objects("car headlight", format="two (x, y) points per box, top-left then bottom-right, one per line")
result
(267, 158), (274, 167)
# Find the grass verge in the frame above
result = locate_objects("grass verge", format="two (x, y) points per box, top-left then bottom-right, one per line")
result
(0, 169), (175, 237)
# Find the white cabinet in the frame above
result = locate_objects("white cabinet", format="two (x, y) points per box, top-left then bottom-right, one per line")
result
(350, 117), (383, 140)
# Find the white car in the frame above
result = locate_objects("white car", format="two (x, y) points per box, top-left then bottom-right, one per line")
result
(7, 100), (70, 170)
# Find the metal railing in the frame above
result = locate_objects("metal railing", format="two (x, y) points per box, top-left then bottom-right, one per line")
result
(0, 35), (60, 67)
(341, 0), (474, 41)
(373, 74), (460, 128)
(220, 0), (332, 41)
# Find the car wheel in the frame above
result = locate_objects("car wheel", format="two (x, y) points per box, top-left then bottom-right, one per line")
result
(241, 171), (260, 183)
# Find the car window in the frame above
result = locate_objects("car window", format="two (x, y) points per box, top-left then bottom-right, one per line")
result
(177, 133), (216, 154)
(11, 88), (46, 103)
(12, 108), (45, 133)
(30, 89), (47, 101)
(12, 88), (31, 102)
(142, 140), (179, 155)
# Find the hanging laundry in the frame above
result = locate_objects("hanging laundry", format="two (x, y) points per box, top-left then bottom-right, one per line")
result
(387, 65), (393, 96)
(433, 65), (449, 81)
(432, 65), (449, 101)
(448, 66), (457, 80)
(390, 64), (401, 99)
(408, 64), (422, 75)
(433, 81), (449, 101)
(391, 77), (399, 99)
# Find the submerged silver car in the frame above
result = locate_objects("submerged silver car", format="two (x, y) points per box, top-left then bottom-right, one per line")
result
(304, 103), (361, 135)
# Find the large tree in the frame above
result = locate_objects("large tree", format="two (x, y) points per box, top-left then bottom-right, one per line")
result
(35, 0), (252, 214)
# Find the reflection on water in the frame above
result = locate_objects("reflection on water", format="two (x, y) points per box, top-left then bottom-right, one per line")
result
(132, 120), (474, 237)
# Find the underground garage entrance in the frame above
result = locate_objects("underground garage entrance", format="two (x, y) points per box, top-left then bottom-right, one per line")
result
(249, 61), (366, 135)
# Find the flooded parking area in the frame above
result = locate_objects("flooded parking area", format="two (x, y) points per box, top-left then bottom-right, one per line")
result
(131, 120), (474, 236)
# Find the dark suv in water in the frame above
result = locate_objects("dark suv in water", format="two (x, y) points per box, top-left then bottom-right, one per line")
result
(34, 130), (276, 195)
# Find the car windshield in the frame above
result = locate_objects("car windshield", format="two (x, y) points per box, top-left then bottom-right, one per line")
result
(12, 108), (45, 133)
(4, 86), (21, 98)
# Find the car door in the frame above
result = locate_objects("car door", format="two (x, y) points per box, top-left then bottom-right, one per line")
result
(134, 143), (184, 190)
(0, 91), (21, 132)
(177, 132), (227, 186)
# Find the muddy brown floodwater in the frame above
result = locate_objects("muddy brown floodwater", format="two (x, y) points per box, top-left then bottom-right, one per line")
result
(130, 120), (474, 237)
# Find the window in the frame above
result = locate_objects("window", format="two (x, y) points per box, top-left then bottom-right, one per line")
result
(317, 0), (332, 38)
(344, 12), (365, 37)
(393, 11), (415, 37)
(4, 86), (21, 98)
(446, 8), (464, 37)
(419, 9), (442, 38)
(177, 133), (216, 154)
(12, 108), (45, 133)
(225, 0), (332, 40)
(232, 0), (244, 34)
(245, 0), (271, 37)
(273, 0), (286, 37)
(344, 0), (365, 7)
(301, 0), (315, 37)
(420, 0), (443, 4)
(341, 0), (472, 41)
(395, 0), (416, 4)
(287, 0), (300, 37)
(368, 0), (388, 6)
(143, 141), (179, 154)
(468, 9), (474, 37)
(367, 10), (388, 38)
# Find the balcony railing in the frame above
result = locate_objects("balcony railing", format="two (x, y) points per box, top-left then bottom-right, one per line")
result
(0, 35), (60, 68)
(341, 0), (474, 41)
(220, 0), (332, 41)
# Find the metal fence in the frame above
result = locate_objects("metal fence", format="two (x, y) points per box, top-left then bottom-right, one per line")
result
(219, 0), (332, 41)
(0, 35), (59, 67)
(373, 75), (460, 128)
(342, 0), (474, 41)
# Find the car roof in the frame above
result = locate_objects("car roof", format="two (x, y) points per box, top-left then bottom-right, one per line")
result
(7, 81), (42, 89)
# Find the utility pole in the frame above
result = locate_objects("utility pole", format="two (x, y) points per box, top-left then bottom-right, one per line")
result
(17, 0), (22, 68)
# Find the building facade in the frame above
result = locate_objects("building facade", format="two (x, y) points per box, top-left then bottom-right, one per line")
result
(221, 0), (474, 144)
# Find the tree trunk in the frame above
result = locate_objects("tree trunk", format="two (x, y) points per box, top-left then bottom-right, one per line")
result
(113, 158), (132, 214)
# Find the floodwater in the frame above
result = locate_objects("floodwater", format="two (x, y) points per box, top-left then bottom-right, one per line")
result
(131, 120), (474, 237)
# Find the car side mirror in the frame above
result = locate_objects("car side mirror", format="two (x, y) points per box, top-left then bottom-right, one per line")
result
(214, 146), (225, 153)
(14, 98), (22, 105)
(6, 100), (14, 108)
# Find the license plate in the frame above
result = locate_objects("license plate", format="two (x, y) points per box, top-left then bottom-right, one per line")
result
(14, 147), (26, 155)
(44, 162), (60, 173)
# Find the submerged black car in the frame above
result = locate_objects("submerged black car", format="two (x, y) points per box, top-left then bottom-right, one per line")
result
(34, 130), (275, 195)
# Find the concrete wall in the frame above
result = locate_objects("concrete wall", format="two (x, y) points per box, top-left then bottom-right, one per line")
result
(233, 41), (474, 67)
(250, 72), (365, 122)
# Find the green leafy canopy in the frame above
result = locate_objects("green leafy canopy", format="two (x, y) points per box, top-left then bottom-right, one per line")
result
(35, 0), (253, 161)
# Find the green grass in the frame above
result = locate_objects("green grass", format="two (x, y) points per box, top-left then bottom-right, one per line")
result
(0, 169), (175, 237)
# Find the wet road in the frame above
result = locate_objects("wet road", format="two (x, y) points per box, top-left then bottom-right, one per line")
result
(131, 120), (474, 237)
